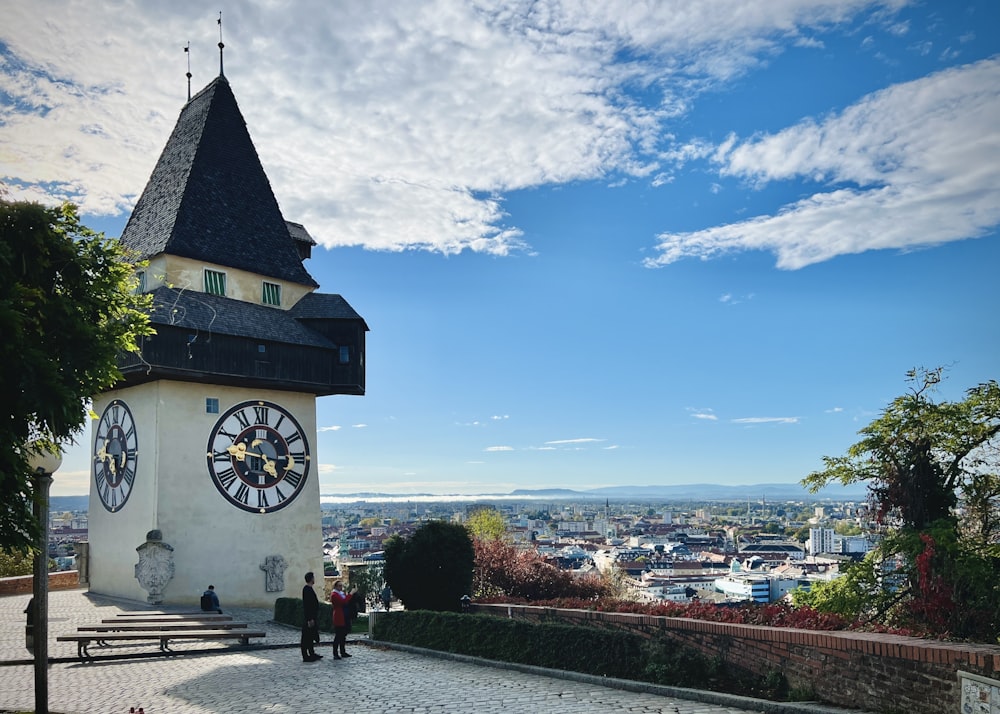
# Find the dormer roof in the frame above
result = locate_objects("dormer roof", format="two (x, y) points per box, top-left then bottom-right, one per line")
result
(120, 76), (318, 288)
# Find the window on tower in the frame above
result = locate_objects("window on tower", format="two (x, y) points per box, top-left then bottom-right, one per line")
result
(204, 269), (227, 296)
(261, 281), (281, 306)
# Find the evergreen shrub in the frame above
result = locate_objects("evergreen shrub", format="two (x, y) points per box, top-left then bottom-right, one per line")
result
(372, 610), (786, 697)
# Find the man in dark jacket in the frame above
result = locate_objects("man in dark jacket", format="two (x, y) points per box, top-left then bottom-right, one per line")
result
(301, 572), (322, 662)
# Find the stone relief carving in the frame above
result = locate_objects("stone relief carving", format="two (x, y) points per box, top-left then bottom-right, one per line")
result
(260, 554), (287, 592)
(135, 530), (175, 604)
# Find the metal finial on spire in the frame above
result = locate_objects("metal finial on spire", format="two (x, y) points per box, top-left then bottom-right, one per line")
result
(217, 11), (225, 77)
(184, 42), (192, 101)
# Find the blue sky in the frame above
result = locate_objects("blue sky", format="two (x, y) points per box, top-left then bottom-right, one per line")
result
(2, 1), (998, 498)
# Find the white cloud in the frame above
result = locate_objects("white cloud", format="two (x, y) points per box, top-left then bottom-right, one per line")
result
(352, 424), (368, 429)
(732, 416), (801, 424)
(1, 0), (910, 257)
(484, 445), (514, 452)
(318, 425), (342, 432)
(646, 58), (1000, 269)
(544, 437), (605, 445)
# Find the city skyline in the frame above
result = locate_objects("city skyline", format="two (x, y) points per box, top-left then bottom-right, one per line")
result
(2, 2), (998, 497)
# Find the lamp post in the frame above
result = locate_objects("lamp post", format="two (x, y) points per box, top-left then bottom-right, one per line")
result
(28, 446), (61, 714)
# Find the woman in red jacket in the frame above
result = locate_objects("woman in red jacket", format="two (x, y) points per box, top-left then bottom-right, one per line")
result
(329, 580), (357, 659)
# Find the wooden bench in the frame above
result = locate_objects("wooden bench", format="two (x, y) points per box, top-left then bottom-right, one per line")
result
(79, 621), (249, 632)
(114, 610), (219, 617)
(57, 628), (266, 660)
(100, 614), (233, 624)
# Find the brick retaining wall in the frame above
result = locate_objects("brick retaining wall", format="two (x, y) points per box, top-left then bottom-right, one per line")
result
(474, 603), (1000, 714)
(0, 571), (80, 597)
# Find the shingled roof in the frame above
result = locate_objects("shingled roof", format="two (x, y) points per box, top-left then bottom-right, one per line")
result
(288, 292), (370, 330)
(147, 286), (336, 348)
(120, 76), (318, 287)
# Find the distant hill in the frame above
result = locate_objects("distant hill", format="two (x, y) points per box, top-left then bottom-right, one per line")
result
(50, 495), (89, 512)
(509, 482), (867, 502)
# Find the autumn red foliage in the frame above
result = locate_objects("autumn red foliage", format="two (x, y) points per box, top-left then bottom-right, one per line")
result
(473, 537), (609, 601)
(473, 595), (927, 637)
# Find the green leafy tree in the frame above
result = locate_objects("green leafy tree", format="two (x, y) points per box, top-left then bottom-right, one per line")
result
(804, 368), (1000, 531)
(383, 520), (474, 612)
(466, 507), (507, 541)
(1, 200), (152, 554)
(0, 549), (35, 577)
(833, 521), (863, 536)
(802, 368), (1000, 640)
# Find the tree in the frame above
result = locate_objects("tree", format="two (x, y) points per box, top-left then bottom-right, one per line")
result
(0, 549), (35, 577)
(472, 537), (609, 601)
(802, 368), (1000, 640)
(0, 200), (152, 554)
(804, 368), (1000, 531)
(466, 507), (507, 541)
(383, 520), (474, 612)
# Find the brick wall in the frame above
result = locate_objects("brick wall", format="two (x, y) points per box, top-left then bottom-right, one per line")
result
(474, 603), (1000, 714)
(0, 571), (80, 597)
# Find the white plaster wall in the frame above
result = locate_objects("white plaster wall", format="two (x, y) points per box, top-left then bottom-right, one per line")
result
(89, 381), (324, 607)
(142, 255), (313, 309)
(88, 384), (164, 603)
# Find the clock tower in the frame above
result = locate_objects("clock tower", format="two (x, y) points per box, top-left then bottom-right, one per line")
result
(87, 73), (367, 606)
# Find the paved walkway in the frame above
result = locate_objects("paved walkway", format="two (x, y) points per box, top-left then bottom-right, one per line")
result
(0, 589), (857, 714)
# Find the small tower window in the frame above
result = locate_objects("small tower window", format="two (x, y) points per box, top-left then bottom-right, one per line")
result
(204, 269), (227, 296)
(262, 281), (281, 306)
(206, 398), (219, 414)
(135, 270), (146, 294)
(339, 346), (350, 364)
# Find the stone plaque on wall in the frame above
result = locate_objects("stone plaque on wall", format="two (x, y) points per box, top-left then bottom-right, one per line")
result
(960, 671), (1000, 714)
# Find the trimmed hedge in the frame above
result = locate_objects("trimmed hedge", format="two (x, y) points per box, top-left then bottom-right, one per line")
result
(371, 610), (784, 696)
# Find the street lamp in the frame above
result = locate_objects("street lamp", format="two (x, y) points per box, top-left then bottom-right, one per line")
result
(28, 445), (61, 714)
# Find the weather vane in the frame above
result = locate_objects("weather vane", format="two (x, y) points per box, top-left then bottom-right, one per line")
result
(184, 42), (192, 101)
(218, 11), (225, 77)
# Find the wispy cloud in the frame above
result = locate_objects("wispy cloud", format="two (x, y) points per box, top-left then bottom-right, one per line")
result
(484, 445), (514, 452)
(732, 416), (801, 424)
(318, 425), (342, 432)
(352, 424), (368, 429)
(544, 438), (605, 445)
(646, 58), (1000, 269)
(688, 408), (718, 421)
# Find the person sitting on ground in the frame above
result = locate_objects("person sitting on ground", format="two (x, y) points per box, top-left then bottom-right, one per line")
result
(201, 585), (222, 613)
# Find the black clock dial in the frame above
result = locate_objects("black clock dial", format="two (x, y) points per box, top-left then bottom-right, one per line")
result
(206, 400), (310, 513)
(93, 399), (138, 512)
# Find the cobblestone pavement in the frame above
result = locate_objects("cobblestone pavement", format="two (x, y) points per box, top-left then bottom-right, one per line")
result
(1, 590), (856, 714)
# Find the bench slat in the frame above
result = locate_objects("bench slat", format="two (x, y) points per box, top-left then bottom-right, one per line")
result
(100, 615), (232, 623)
(79, 622), (249, 632)
(57, 629), (266, 660)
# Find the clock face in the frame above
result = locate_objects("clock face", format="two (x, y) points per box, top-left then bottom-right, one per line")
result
(206, 400), (310, 514)
(93, 399), (138, 512)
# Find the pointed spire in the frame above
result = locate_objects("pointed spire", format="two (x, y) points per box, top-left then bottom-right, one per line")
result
(217, 11), (225, 77)
(184, 42), (192, 101)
